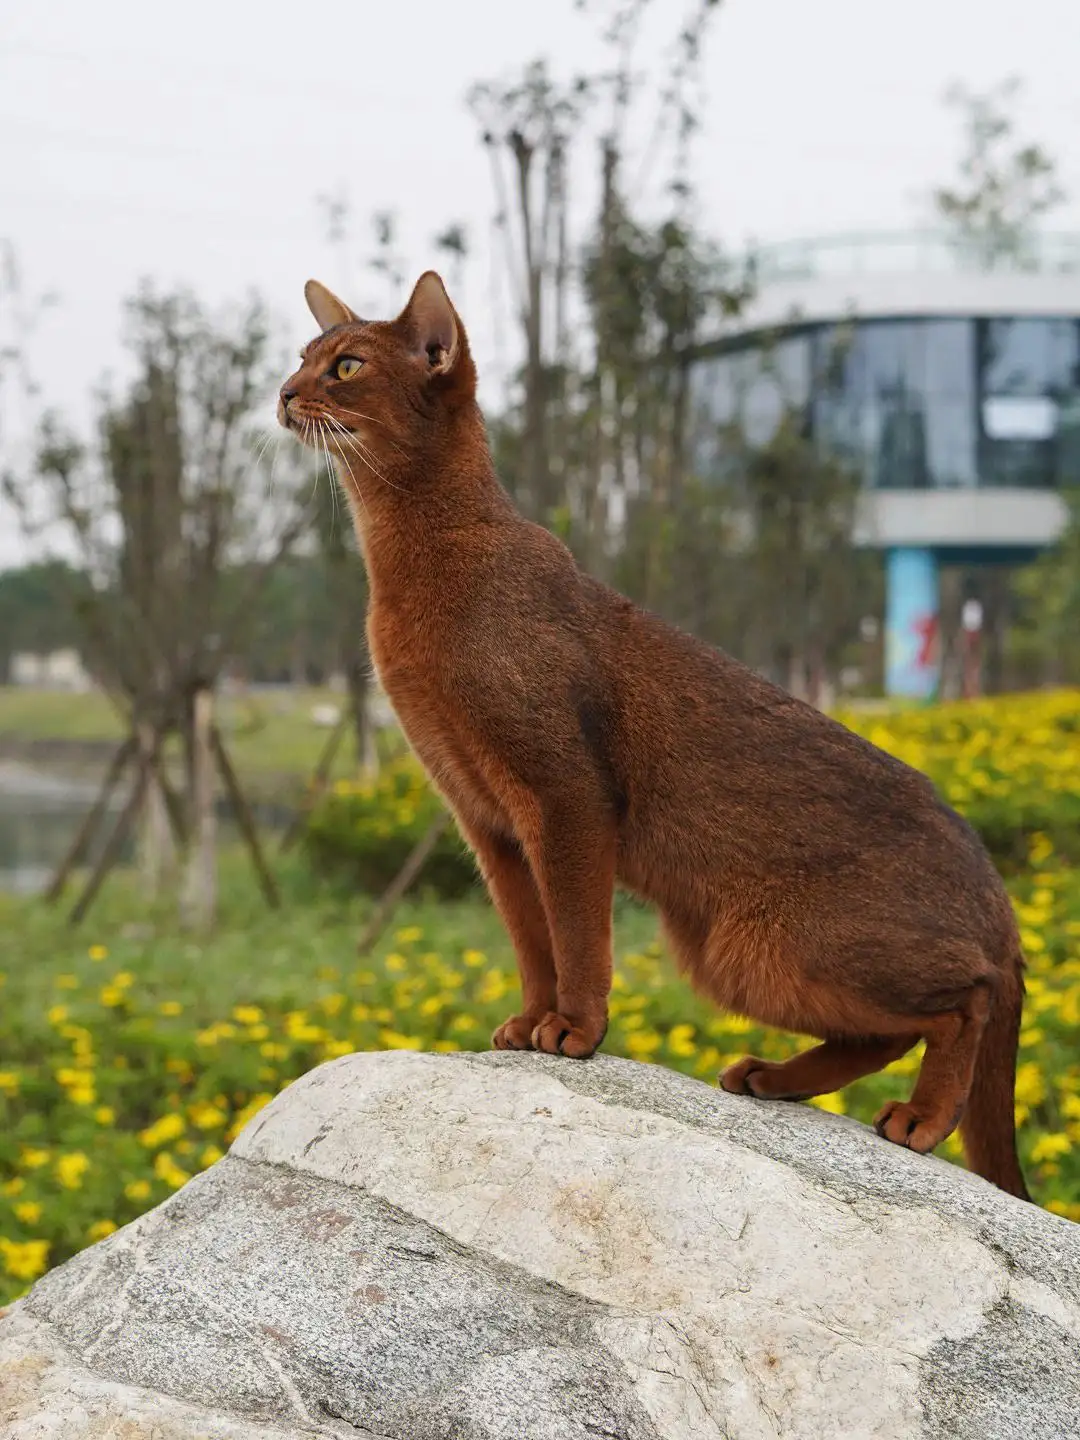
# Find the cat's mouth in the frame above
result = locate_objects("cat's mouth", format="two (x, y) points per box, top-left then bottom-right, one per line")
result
(279, 405), (357, 441)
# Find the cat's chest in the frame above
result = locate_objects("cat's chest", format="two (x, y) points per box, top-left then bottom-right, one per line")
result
(368, 621), (511, 833)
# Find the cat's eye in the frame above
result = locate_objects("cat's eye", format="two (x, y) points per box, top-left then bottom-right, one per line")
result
(335, 356), (363, 381)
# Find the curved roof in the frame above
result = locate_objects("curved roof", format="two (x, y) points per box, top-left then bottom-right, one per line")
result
(716, 229), (1080, 339)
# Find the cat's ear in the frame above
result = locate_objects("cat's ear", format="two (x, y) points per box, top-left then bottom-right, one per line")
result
(398, 271), (460, 376)
(304, 279), (357, 332)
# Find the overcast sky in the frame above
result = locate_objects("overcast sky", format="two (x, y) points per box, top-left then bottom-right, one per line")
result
(3, 0), (1080, 567)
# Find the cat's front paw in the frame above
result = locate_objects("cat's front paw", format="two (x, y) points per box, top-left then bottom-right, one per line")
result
(530, 1011), (607, 1059)
(492, 1014), (541, 1051)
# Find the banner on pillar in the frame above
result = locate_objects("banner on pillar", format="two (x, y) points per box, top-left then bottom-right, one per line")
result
(885, 548), (940, 700)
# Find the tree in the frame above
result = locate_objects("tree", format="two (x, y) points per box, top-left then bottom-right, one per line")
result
(468, 1), (745, 553)
(468, 58), (589, 522)
(933, 77), (1065, 270)
(1009, 487), (1080, 686)
(8, 285), (308, 924)
(0, 560), (89, 679)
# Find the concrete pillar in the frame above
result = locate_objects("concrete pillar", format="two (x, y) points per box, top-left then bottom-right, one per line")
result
(884, 547), (940, 700)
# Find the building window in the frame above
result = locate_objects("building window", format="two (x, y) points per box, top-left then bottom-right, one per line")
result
(978, 318), (1080, 488)
(692, 315), (1080, 493)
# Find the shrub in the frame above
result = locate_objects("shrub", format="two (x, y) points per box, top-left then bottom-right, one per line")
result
(303, 759), (477, 898)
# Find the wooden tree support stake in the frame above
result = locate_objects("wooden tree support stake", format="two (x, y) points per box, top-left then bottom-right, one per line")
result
(211, 725), (281, 909)
(179, 688), (217, 932)
(278, 710), (349, 855)
(68, 742), (156, 926)
(45, 735), (137, 903)
(356, 811), (452, 957)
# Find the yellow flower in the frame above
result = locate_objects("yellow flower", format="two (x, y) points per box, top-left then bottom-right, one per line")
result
(187, 1099), (227, 1130)
(1030, 1133), (1071, 1164)
(284, 1013), (324, 1045)
(55, 1151), (91, 1190)
(153, 1152), (191, 1189)
(666, 1023), (697, 1059)
(379, 1030), (423, 1051)
(14, 1201), (42, 1225)
(200, 1145), (224, 1168)
(232, 1004), (264, 1026)
(809, 1093), (848, 1116)
(626, 1031), (662, 1060)
(19, 1147), (50, 1171)
(1015, 1062), (1046, 1111)
(87, 944), (109, 962)
(462, 949), (486, 968)
(94, 1106), (116, 1126)
(225, 1093), (274, 1144)
(54, 973), (80, 990)
(159, 1000), (183, 1017)
(87, 1220), (118, 1242)
(322, 1039), (354, 1060)
(139, 1113), (186, 1149)
(476, 977), (508, 1007)
(395, 926), (423, 944)
(46, 1004), (69, 1026)
(0, 1237), (50, 1282)
(112, 971), (134, 988)
(99, 985), (126, 1008)
(385, 953), (407, 974)
(2, 1177), (25, 1197)
(0, 1071), (20, 1097)
(124, 1179), (152, 1202)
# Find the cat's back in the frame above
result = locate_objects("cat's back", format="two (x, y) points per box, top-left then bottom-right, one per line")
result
(599, 590), (990, 869)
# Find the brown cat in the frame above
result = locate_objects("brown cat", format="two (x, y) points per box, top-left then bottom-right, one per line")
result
(279, 271), (1030, 1201)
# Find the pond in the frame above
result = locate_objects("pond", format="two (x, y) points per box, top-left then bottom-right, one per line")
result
(0, 762), (127, 895)
(0, 762), (291, 895)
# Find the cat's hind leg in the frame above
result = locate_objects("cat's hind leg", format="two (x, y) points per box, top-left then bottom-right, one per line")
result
(721, 1034), (918, 1101)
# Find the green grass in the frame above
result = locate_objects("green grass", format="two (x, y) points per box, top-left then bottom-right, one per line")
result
(0, 686), (123, 745)
(0, 685), (374, 787)
(2, 849), (1079, 1302)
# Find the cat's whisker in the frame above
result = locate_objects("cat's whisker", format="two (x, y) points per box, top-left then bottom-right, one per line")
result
(252, 430), (278, 504)
(327, 419), (401, 497)
(322, 417), (373, 523)
(303, 421), (322, 508)
(329, 418), (410, 497)
(332, 407), (411, 459)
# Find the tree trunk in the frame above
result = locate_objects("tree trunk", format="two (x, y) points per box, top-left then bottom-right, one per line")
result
(180, 687), (216, 931)
(138, 721), (176, 895)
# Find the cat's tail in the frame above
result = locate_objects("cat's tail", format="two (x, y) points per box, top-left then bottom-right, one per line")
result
(960, 953), (1031, 1201)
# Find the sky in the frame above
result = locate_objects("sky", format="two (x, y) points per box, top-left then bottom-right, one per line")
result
(2, 0), (1080, 567)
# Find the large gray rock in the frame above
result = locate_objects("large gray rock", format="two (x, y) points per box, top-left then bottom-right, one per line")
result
(1, 1051), (1078, 1439)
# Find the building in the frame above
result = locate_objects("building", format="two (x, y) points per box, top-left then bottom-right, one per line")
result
(689, 230), (1080, 697)
(8, 648), (92, 691)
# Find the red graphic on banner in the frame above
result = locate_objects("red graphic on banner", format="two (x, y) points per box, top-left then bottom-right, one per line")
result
(912, 613), (939, 670)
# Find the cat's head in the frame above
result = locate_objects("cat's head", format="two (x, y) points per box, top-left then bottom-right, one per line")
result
(278, 271), (477, 461)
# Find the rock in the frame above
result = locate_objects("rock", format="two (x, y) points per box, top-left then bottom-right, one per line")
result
(2, 1051), (1079, 1439)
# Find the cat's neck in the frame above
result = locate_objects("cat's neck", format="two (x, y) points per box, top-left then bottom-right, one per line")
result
(331, 404), (515, 574)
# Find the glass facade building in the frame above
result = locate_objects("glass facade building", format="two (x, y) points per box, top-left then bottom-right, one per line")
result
(691, 317), (1080, 494)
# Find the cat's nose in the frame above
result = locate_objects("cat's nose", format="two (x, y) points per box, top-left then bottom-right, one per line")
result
(280, 385), (298, 406)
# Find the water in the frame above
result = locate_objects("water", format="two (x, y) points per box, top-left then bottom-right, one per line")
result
(0, 762), (291, 895)
(0, 762), (128, 895)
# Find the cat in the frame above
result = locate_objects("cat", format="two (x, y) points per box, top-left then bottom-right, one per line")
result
(279, 270), (1030, 1201)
